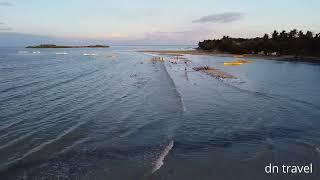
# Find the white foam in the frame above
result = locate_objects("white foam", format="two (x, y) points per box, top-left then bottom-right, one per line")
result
(55, 52), (68, 55)
(316, 147), (320, 153)
(178, 91), (186, 112)
(152, 140), (174, 173)
(143, 53), (158, 57)
(18, 51), (28, 54)
(162, 63), (186, 112)
(83, 53), (96, 56)
(32, 51), (41, 54)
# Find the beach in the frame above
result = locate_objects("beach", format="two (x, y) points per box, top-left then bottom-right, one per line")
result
(139, 49), (320, 63)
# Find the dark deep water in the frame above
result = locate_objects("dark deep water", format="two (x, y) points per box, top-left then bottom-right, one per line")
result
(0, 46), (320, 180)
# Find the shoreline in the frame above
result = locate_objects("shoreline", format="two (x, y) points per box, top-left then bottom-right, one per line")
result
(26, 44), (109, 49)
(139, 50), (320, 63)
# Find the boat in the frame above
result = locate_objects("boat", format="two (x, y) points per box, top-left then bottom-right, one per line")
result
(224, 59), (253, 66)
(224, 62), (243, 66)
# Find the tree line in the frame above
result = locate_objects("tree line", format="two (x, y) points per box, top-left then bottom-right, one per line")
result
(198, 30), (320, 57)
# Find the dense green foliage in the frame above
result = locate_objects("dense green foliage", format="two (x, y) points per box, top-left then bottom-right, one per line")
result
(198, 30), (320, 56)
(26, 44), (109, 48)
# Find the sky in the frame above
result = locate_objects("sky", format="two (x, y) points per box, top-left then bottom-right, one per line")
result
(1, 0), (320, 45)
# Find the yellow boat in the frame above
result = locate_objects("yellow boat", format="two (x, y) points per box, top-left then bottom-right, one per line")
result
(224, 59), (253, 66)
(224, 62), (243, 66)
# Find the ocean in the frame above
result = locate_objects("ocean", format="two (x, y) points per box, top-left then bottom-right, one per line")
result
(0, 46), (320, 179)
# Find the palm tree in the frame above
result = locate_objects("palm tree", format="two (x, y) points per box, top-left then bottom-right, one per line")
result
(298, 31), (305, 39)
(279, 30), (288, 41)
(263, 34), (269, 41)
(197, 29), (320, 57)
(272, 30), (279, 40)
(305, 31), (313, 39)
(289, 29), (298, 38)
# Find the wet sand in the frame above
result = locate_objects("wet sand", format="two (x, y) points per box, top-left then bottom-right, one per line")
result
(139, 50), (320, 63)
(193, 66), (236, 79)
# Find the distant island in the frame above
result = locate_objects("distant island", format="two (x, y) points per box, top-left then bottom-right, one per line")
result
(198, 29), (320, 58)
(26, 44), (109, 48)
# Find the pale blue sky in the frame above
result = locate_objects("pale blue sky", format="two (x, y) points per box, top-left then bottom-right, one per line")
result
(1, 0), (320, 44)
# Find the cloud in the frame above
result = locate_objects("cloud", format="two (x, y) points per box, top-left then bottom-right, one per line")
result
(192, 12), (244, 23)
(0, 27), (12, 31)
(0, 2), (13, 6)
(134, 27), (218, 45)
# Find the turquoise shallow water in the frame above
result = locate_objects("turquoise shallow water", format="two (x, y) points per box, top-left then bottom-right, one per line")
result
(0, 46), (320, 179)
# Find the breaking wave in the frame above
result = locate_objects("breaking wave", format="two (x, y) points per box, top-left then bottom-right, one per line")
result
(161, 62), (186, 112)
(152, 140), (174, 173)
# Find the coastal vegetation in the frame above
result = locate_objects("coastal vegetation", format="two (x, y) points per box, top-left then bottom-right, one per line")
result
(26, 44), (109, 48)
(198, 29), (320, 57)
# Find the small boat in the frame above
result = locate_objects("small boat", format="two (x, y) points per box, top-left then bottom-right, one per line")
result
(32, 51), (41, 54)
(224, 59), (253, 66)
(224, 62), (243, 66)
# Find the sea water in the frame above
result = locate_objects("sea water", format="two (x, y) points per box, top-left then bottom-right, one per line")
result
(0, 46), (320, 179)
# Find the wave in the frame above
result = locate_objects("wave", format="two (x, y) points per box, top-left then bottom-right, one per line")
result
(0, 119), (25, 132)
(217, 78), (320, 111)
(55, 52), (68, 55)
(0, 131), (36, 150)
(190, 61), (318, 110)
(241, 138), (275, 162)
(291, 139), (320, 154)
(17, 51), (28, 54)
(0, 79), (48, 94)
(1, 80), (135, 137)
(1, 69), (116, 127)
(161, 62), (186, 112)
(83, 53), (96, 56)
(276, 95), (320, 111)
(242, 139), (320, 163)
(0, 121), (87, 173)
(0, 69), (100, 104)
(58, 137), (90, 155)
(152, 140), (174, 173)
(174, 127), (302, 152)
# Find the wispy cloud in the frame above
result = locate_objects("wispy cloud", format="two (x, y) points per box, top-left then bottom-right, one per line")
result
(0, 2), (13, 6)
(0, 27), (12, 31)
(0, 17), (9, 30)
(192, 12), (244, 23)
(137, 27), (218, 45)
